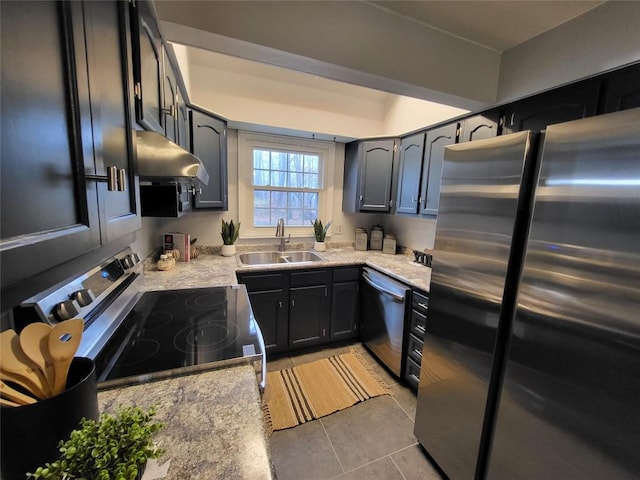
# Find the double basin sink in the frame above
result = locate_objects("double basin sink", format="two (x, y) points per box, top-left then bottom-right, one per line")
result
(236, 250), (325, 267)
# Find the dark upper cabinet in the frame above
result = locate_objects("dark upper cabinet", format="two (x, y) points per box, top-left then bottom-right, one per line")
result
(190, 108), (228, 209)
(129, 0), (163, 133)
(1, 1), (100, 288)
(83, 0), (140, 243)
(504, 79), (601, 133)
(419, 122), (459, 216)
(460, 109), (501, 142)
(176, 83), (190, 151)
(343, 139), (398, 213)
(395, 133), (426, 214)
(162, 47), (178, 143)
(600, 63), (640, 113)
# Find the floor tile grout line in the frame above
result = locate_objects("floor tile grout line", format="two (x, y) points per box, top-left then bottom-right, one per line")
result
(389, 454), (409, 480)
(319, 417), (347, 476)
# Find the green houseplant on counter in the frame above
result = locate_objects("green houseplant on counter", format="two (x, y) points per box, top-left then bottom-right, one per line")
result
(311, 218), (332, 252)
(220, 219), (240, 257)
(28, 405), (165, 480)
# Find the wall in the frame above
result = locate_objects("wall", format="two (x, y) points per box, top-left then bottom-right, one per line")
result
(156, 1), (499, 110)
(131, 130), (391, 257)
(497, 1), (640, 103)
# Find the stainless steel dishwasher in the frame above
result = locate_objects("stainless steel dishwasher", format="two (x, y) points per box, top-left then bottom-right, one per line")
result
(361, 267), (410, 377)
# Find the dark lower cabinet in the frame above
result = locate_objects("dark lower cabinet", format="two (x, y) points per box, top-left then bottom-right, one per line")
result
(290, 285), (330, 348)
(330, 267), (360, 341)
(248, 289), (289, 354)
(404, 289), (428, 390)
(237, 271), (289, 354)
(238, 267), (358, 355)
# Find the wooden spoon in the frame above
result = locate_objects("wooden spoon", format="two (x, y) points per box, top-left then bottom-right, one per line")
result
(0, 379), (38, 405)
(19, 323), (55, 391)
(0, 330), (50, 399)
(0, 397), (21, 407)
(48, 319), (84, 395)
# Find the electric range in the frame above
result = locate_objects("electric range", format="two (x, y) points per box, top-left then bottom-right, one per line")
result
(12, 248), (265, 390)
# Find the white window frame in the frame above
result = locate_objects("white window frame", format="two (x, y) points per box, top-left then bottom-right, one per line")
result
(238, 131), (336, 239)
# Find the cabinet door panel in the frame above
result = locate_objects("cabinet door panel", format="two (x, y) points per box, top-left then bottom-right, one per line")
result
(289, 285), (329, 348)
(396, 133), (425, 214)
(191, 109), (228, 209)
(420, 123), (458, 216)
(0, 1), (100, 287)
(460, 111), (499, 142)
(129, 2), (163, 133)
(162, 48), (178, 142)
(601, 63), (640, 113)
(331, 281), (359, 340)
(505, 80), (600, 133)
(84, 0), (140, 242)
(359, 140), (395, 211)
(247, 289), (288, 354)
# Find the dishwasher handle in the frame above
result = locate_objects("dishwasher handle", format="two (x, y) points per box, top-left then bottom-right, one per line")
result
(362, 271), (406, 302)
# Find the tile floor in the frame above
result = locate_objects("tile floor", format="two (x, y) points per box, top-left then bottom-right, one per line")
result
(267, 343), (446, 480)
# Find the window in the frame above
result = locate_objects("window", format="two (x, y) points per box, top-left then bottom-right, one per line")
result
(238, 132), (335, 239)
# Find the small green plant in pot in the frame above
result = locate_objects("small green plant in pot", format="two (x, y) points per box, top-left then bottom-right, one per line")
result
(220, 219), (240, 256)
(28, 405), (165, 480)
(311, 218), (332, 251)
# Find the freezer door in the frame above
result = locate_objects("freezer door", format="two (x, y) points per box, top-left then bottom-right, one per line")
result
(487, 108), (640, 479)
(414, 131), (537, 480)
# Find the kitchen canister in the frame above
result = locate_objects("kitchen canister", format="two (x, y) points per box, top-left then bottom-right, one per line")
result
(370, 224), (384, 250)
(1, 357), (99, 479)
(355, 227), (368, 251)
(383, 234), (397, 254)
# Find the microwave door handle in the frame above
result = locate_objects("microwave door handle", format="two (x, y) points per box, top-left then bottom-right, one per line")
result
(362, 274), (405, 302)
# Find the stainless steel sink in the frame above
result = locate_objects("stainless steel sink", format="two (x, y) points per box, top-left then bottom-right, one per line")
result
(236, 250), (325, 267)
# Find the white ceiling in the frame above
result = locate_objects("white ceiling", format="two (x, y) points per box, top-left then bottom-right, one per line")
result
(368, 1), (605, 51)
(159, 0), (610, 139)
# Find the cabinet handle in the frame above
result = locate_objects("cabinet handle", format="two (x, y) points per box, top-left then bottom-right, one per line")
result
(416, 324), (426, 335)
(418, 302), (428, 310)
(117, 168), (126, 192)
(291, 299), (295, 307)
(322, 328), (326, 337)
(413, 348), (423, 359)
(410, 373), (420, 383)
(85, 166), (119, 192)
(278, 301), (283, 308)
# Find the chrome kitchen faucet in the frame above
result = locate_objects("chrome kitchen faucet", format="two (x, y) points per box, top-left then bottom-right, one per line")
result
(275, 218), (290, 252)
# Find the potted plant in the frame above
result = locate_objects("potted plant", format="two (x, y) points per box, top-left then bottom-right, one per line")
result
(311, 218), (332, 252)
(220, 219), (240, 256)
(28, 405), (165, 480)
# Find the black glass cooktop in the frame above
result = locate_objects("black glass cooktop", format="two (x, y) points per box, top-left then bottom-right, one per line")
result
(95, 285), (262, 388)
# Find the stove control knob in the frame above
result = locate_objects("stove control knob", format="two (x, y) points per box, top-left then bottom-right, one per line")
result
(53, 299), (81, 322)
(71, 288), (95, 307)
(122, 254), (139, 269)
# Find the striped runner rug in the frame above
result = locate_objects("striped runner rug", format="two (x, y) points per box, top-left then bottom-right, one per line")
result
(262, 350), (390, 433)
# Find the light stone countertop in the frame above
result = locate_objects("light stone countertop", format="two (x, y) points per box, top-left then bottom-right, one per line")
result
(109, 245), (431, 479)
(98, 365), (274, 480)
(138, 247), (431, 293)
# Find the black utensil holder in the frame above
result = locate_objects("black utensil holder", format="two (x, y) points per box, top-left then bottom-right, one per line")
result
(0, 357), (99, 479)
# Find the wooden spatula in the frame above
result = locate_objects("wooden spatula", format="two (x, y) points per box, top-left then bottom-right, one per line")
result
(0, 330), (50, 399)
(0, 379), (38, 406)
(48, 319), (84, 395)
(19, 323), (55, 392)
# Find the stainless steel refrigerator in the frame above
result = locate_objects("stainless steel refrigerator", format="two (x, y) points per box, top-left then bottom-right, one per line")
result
(414, 108), (640, 480)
